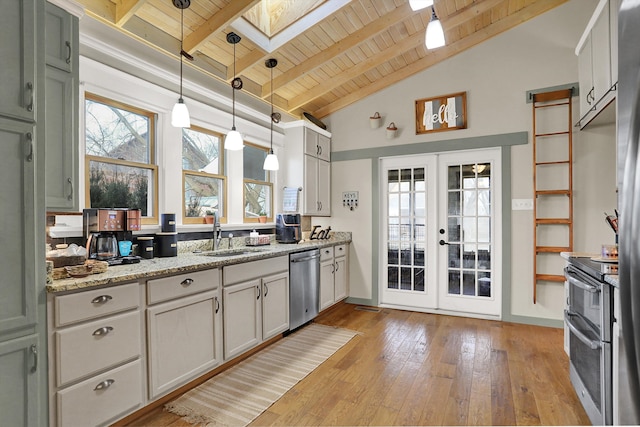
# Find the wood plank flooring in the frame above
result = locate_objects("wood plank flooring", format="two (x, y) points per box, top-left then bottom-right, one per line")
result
(126, 303), (590, 426)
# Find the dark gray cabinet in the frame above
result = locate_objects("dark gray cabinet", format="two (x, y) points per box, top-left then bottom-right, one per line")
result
(45, 2), (79, 211)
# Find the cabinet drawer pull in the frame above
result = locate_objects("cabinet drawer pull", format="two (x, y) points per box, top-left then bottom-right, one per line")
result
(257, 285), (261, 300)
(263, 283), (269, 297)
(65, 41), (71, 64)
(91, 295), (113, 304)
(335, 262), (339, 271)
(67, 177), (73, 201)
(92, 326), (114, 336)
(94, 379), (115, 391)
(214, 296), (220, 314)
(181, 278), (194, 287)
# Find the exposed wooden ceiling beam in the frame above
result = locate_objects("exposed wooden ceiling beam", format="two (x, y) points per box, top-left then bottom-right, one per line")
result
(77, 0), (116, 22)
(114, 0), (145, 27)
(183, 0), (260, 54)
(287, 30), (425, 112)
(261, 2), (415, 98)
(229, 48), (266, 81)
(439, 0), (506, 28)
(312, 0), (568, 118)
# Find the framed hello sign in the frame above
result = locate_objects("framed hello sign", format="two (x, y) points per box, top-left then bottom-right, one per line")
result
(415, 91), (467, 134)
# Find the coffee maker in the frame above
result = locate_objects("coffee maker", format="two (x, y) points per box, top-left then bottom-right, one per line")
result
(276, 213), (302, 243)
(84, 208), (141, 264)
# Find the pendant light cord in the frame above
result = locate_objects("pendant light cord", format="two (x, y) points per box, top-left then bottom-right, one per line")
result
(179, 7), (184, 100)
(270, 65), (274, 152)
(232, 41), (236, 128)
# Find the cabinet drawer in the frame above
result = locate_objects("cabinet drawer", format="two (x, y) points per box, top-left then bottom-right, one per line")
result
(223, 256), (288, 286)
(334, 244), (347, 258)
(320, 246), (334, 262)
(56, 311), (141, 387)
(54, 282), (140, 327)
(57, 359), (143, 427)
(147, 268), (219, 305)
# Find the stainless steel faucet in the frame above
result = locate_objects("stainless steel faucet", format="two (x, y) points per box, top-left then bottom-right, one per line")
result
(228, 233), (234, 249)
(213, 215), (222, 251)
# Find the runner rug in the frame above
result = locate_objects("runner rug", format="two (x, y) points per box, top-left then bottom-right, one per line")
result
(165, 323), (359, 426)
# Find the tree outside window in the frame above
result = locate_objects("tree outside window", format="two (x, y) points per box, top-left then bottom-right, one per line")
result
(84, 93), (158, 222)
(243, 143), (273, 222)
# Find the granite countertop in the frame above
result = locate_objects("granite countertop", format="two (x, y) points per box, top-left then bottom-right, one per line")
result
(47, 233), (351, 294)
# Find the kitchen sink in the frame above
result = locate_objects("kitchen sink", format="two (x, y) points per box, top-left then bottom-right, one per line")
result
(197, 248), (267, 257)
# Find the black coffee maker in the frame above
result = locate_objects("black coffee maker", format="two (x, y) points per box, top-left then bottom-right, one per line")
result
(276, 214), (301, 243)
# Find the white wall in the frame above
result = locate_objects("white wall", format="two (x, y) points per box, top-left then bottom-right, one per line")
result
(323, 0), (617, 322)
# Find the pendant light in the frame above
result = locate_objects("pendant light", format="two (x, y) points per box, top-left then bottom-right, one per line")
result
(225, 32), (244, 151)
(171, 0), (192, 128)
(425, 6), (445, 49)
(409, 0), (433, 11)
(263, 58), (280, 171)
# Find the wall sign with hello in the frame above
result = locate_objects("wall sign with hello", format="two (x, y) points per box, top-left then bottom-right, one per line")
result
(415, 91), (467, 134)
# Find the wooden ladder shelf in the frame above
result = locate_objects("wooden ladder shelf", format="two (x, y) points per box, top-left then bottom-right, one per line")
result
(532, 89), (574, 303)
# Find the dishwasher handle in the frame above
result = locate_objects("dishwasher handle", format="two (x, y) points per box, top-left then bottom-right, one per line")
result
(291, 253), (320, 263)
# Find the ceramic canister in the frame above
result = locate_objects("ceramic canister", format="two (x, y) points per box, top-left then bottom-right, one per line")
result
(137, 236), (154, 259)
(161, 213), (176, 232)
(155, 232), (178, 257)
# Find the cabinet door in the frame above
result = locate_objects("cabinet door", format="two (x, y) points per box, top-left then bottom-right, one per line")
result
(262, 272), (289, 340)
(303, 154), (319, 215)
(45, 2), (74, 72)
(0, 334), (39, 427)
(592, 4), (612, 102)
(319, 259), (335, 311)
(334, 256), (348, 302)
(317, 159), (331, 216)
(303, 127), (319, 156)
(147, 290), (221, 398)
(0, 118), (37, 334)
(609, 0), (618, 84)
(577, 33), (593, 119)
(223, 280), (261, 360)
(45, 65), (77, 210)
(0, 0), (37, 122)
(317, 134), (331, 162)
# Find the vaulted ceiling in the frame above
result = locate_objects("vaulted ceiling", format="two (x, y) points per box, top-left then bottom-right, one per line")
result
(76, 0), (568, 120)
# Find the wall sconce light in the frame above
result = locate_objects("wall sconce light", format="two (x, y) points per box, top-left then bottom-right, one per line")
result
(225, 32), (244, 151)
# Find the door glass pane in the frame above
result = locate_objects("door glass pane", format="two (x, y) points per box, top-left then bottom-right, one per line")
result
(446, 161), (493, 299)
(388, 266), (399, 289)
(415, 268), (425, 291)
(400, 169), (411, 191)
(400, 267), (412, 290)
(414, 168), (425, 190)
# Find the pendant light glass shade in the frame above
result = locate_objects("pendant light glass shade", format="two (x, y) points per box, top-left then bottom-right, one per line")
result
(425, 7), (445, 49)
(264, 58), (279, 171)
(172, 1), (191, 128)
(225, 33), (244, 151)
(225, 128), (244, 151)
(409, 0), (433, 11)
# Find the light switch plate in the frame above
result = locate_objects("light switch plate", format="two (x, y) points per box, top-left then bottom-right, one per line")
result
(512, 198), (534, 210)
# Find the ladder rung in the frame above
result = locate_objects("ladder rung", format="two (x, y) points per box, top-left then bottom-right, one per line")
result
(532, 89), (573, 102)
(535, 131), (570, 137)
(535, 274), (566, 282)
(536, 246), (571, 253)
(536, 218), (571, 225)
(534, 100), (571, 109)
(535, 160), (570, 166)
(536, 190), (570, 196)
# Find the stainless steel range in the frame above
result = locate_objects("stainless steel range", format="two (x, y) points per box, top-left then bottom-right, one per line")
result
(565, 257), (613, 425)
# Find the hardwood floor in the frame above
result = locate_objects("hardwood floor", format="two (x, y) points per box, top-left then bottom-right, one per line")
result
(127, 303), (590, 426)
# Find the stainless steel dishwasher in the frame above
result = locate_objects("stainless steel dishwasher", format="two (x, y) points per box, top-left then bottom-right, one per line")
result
(289, 249), (320, 330)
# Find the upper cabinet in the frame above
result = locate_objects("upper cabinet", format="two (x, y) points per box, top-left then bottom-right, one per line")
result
(45, 2), (79, 211)
(283, 122), (332, 217)
(576, 0), (618, 129)
(0, 0), (37, 123)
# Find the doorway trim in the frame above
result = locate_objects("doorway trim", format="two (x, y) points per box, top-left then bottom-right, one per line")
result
(332, 131), (561, 327)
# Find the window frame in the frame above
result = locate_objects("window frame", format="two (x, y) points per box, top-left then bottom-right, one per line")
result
(243, 142), (274, 223)
(84, 92), (159, 224)
(181, 125), (227, 224)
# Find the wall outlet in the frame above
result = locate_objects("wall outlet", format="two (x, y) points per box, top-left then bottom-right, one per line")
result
(512, 198), (534, 210)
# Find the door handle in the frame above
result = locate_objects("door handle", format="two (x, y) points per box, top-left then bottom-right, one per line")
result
(263, 283), (269, 297)
(65, 41), (71, 64)
(257, 285), (261, 300)
(439, 239), (450, 246)
(67, 177), (73, 201)
(214, 296), (220, 314)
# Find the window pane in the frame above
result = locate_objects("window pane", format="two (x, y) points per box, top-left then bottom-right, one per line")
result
(245, 182), (272, 218)
(89, 160), (154, 216)
(182, 128), (221, 173)
(184, 174), (224, 218)
(85, 98), (151, 163)
(244, 144), (268, 181)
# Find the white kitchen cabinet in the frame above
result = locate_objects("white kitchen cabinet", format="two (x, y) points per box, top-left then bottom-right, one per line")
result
(0, 334), (40, 427)
(283, 121), (331, 216)
(146, 269), (222, 399)
(576, 0), (618, 128)
(45, 2), (79, 211)
(222, 256), (289, 360)
(48, 282), (145, 427)
(319, 244), (349, 311)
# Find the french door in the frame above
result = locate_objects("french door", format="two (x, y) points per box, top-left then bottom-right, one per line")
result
(379, 148), (502, 318)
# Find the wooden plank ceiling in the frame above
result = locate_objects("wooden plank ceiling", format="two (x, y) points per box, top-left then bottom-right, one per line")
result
(77, 0), (568, 119)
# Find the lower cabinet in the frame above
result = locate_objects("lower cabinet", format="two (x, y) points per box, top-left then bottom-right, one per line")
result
(146, 269), (222, 399)
(0, 334), (39, 427)
(320, 244), (349, 311)
(222, 256), (289, 360)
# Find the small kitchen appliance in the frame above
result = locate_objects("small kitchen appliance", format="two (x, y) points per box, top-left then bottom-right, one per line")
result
(276, 213), (301, 243)
(84, 208), (141, 265)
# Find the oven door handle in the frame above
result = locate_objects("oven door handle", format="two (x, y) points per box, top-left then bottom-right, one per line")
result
(564, 310), (602, 350)
(566, 273), (599, 293)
